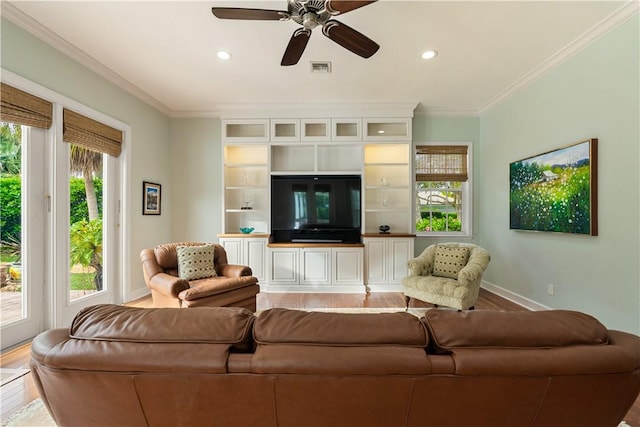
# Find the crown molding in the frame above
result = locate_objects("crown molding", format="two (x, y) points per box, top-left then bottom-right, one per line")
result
(3, 0), (636, 119)
(213, 103), (419, 119)
(479, 0), (639, 115)
(1, 1), (173, 117)
(413, 107), (479, 118)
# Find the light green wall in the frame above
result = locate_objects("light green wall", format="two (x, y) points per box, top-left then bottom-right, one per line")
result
(412, 116), (480, 255)
(4, 12), (638, 333)
(1, 18), (173, 298)
(479, 16), (639, 334)
(169, 118), (222, 241)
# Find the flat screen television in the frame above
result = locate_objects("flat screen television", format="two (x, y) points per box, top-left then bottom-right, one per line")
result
(271, 175), (361, 243)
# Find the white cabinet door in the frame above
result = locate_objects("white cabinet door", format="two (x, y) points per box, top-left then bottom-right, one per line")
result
(220, 238), (243, 265)
(333, 247), (363, 285)
(245, 239), (267, 283)
(364, 238), (387, 285)
(219, 237), (267, 283)
(388, 238), (413, 283)
(300, 248), (331, 285)
(364, 237), (414, 286)
(270, 248), (299, 284)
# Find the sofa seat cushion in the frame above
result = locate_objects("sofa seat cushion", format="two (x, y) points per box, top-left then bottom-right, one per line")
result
(253, 345), (432, 375)
(424, 309), (609, 353)
(71, 304), (254, 348)
(254, 308), (428, 347)
(403, 275), (470, 299)
(179, 276), (259, 301)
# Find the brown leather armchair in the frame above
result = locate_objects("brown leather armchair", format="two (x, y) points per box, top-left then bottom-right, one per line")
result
(140, 242), (259, 311)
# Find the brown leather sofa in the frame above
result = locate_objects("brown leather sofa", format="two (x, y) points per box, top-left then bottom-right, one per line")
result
(140, 241), (259, 310)
(31, 305), (640, 427)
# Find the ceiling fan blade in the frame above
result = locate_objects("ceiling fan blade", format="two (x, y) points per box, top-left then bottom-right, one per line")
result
(211, 7), (290, 21)
(325, 0), (377, 15)
(322, 20), (379, 59)
(281, 29), (311, 66)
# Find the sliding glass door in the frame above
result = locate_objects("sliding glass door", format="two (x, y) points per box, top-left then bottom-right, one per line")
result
(1, 79), (127, 350)
(0, 124), (46, 349)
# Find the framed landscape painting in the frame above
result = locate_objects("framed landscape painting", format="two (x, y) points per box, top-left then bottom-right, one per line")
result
(143, 181), (161, 215)
(509, 138), (597, 236)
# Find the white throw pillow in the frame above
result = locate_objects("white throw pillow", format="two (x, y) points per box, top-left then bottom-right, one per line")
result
(176, 244), (217, 280)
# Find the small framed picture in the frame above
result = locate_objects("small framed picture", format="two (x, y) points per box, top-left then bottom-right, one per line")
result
(142, 181), (161, 215)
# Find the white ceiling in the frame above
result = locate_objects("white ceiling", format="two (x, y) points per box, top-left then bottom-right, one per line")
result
(4, 1), (633, 117)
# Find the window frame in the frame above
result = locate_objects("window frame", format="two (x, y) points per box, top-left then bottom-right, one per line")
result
(414, 141), (472, 238)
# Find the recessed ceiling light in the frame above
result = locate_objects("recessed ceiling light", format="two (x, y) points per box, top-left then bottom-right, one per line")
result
(421, 50), (438, 60)
(216, 50), (232, 60)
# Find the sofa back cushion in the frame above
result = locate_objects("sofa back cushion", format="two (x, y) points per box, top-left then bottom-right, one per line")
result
(424, 309), (608, 353)
(252, 308), (430, 375)
(254, 308), (428, 347)
(71, 304), (254, 351)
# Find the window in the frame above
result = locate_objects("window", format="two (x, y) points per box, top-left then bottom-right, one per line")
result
(415, 144), (471, 236)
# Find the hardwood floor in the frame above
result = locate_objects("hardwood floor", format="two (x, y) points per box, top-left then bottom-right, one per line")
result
(1, 289), (638, 425)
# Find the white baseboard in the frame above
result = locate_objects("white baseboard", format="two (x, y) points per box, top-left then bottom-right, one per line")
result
(481, 280), (551, 311)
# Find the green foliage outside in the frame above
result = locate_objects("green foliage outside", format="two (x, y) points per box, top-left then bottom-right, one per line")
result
(0, 177), (102, 245)
(510, 161), (591, 234)
(70, 177), (103, 224)
(0, 176), (21, 246)
(1, 123), (21, 175)
(69, 219), (103, 291)
(70, 272), (97, 290)
(416, 212), (461, 232)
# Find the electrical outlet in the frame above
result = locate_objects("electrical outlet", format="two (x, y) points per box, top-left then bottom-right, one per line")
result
(547, 284), (555, 296)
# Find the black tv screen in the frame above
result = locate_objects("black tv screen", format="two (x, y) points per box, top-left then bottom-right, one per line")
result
(271, 175), (361, 243)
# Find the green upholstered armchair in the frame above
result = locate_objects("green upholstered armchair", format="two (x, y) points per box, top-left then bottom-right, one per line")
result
(402, 242), (490, 311)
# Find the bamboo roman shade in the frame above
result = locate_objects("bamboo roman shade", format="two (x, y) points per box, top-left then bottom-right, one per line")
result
(0, 83), (53, 129)
(416, 145), (468, 182)
(63, 108), (123, 157)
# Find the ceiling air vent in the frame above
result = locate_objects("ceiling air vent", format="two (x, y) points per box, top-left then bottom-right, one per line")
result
(310, 61), (332, 73)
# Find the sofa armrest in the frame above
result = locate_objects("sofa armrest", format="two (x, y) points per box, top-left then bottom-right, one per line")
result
(147, 272), (190, 298)
(179, 276), (258, 301)
(219, 263), (253, 278)
(407, 257), (431, 276)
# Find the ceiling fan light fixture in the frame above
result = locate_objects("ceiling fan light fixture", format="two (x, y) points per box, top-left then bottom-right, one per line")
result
(216, 50), (232, 60)
(421, 50), (438, 60)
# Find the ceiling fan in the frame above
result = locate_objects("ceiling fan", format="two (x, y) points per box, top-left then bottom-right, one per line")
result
(211, 0), (379, 66)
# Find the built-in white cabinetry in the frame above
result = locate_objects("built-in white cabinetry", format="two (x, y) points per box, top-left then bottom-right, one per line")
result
(223, 145), (269, 234)
(268, 245), (364, 292)
(218, 235), (268, 284)
(363, 235), (414, 291)
(222, 119), (269, 142)
(363, 118), (411, 141)
(301, 119), (331, 141)
(271, 119), (300, 142)
(363, 144), (412, 234)
(271, 144), (362, 174)
(331, 118), (361, 141)
(220, 111), (414, 290)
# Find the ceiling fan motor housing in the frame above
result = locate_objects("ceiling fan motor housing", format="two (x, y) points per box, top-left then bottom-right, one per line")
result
(288, 0), (332, 28)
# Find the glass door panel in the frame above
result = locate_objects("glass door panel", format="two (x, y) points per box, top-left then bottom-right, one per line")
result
(0, 124), (45, 350)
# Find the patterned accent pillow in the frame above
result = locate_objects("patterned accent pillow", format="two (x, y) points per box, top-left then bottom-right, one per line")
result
(176, 244), (217, 281)
(432, 246), (470, 279)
